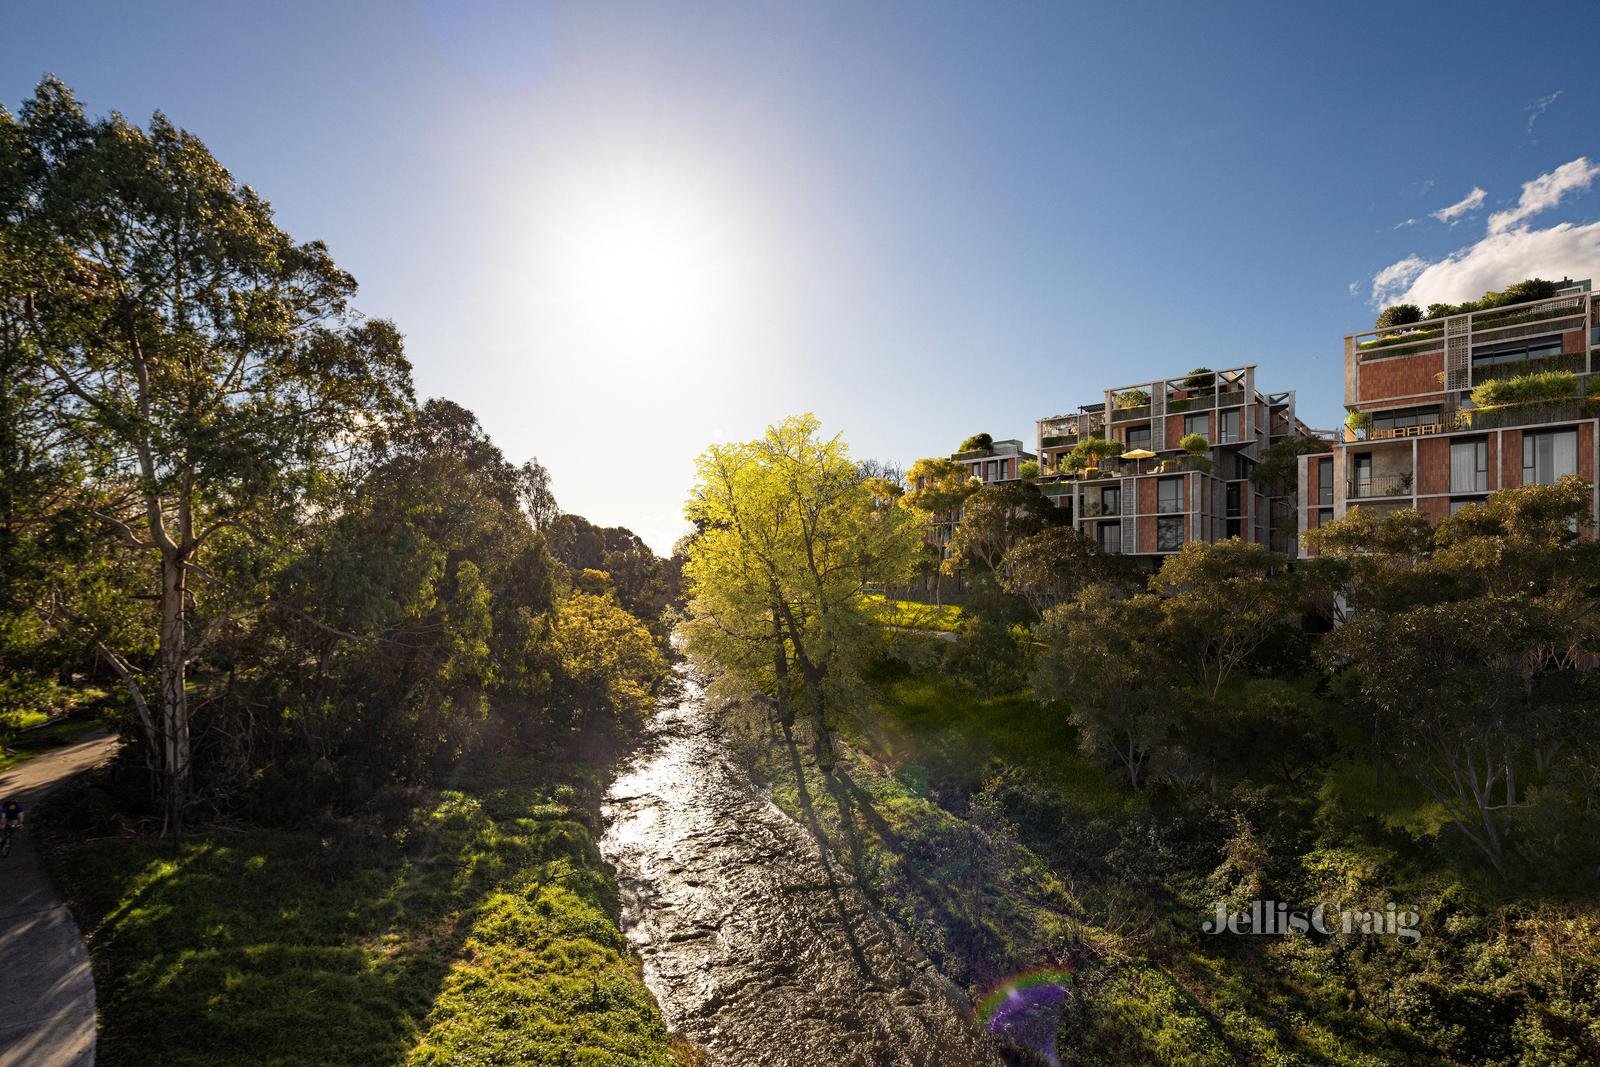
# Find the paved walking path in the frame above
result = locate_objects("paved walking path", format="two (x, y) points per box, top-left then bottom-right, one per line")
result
(0, 732), (118, 1067)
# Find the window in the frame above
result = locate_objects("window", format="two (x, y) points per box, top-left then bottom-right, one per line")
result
(1523, 429), (1578, 485)
(1472, 334), (1563, 372)
(1219, 409), (1241, 443)
(1098, 522), (1121, 554)
(1371, 406), (1441, 434)
(1157, 515), (1184, 551)
(1183, 413), (1209, 439)
(1226, 482), (1243, 517)
(1316, 507), (1334, 527)
(1317, 457), (1333, 505)
(1157, 477), (1183, 514)
(1227, 518), (1244, 538)
(1449, 498), (1475, 514)
(1125, 426), (1151, 450)
(1352, 453), (1372, 496)
(985, 459), (998, 481)
(1100, 486), (1120, 515)
(1450, 438), (1489, 492)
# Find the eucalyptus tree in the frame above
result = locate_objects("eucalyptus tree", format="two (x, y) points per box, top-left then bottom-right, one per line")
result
(0, 79), (412, 833)
(682, 415), (922, 768)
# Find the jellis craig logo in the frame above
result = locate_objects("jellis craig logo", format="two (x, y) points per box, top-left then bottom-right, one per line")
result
(1203, 900), (1422, 944)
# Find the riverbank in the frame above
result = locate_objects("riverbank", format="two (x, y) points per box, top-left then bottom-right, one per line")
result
(45, 756), (693, 1066)
(732, 653), (1600, 1064)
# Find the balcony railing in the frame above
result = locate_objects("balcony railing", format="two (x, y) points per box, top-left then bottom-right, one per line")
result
(1111, 403), (1151, 422)
(1471, 350), (1587, 384)
(1348, 474), (1414, 499)
(1461, 399), (1589, 431)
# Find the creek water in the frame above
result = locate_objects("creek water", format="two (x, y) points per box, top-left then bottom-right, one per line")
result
(599, 671), (1008, 1066)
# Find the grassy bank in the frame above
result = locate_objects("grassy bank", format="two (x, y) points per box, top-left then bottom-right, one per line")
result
(1, 692), (118, 772)
(50, 763), (691, 1067)
(731, 651), (1600, 1065)
(862, 594), (964, 633)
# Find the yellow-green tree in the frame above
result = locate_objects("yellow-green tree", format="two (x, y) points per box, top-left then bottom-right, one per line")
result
(682, 415), (922, 768)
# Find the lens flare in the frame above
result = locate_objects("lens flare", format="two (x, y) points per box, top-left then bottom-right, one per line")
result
(976, 966), (1075, 1065)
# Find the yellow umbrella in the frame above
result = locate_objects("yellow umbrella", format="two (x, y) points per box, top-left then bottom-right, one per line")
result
(1120, 448), (1156, 460)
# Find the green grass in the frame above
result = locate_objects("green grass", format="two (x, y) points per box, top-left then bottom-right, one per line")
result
(861, 595), (964, 633)
(0, 695), (117, 772)
(54, 776), (687, 1067)
(849, 672), (1126, 813)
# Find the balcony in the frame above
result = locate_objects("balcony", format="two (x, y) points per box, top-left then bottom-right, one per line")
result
(1348, 473), (1414, 499)
(1110, 403), (1151, 423)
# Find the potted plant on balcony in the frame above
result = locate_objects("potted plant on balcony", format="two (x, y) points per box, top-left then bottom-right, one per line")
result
(1113, 388), (1150, 410)
(1398, 471), (1414, 494)
(1345, 410), (1372, 440)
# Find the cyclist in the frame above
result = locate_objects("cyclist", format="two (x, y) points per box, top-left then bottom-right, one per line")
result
(0, 798), (21, 857)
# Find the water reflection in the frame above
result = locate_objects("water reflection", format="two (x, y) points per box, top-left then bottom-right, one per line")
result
(599, 669), (1007, 1066)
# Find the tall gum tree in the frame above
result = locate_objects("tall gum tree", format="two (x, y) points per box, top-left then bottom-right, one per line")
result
(0, 80), (412, 834)
(682, 415), (921, 768)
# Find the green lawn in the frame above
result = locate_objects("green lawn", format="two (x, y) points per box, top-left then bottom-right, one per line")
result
(54, 772), (689, 1067)
(861, 594), (964, 633)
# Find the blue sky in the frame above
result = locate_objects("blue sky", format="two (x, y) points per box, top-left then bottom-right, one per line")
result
(7, 1), (1600, 551)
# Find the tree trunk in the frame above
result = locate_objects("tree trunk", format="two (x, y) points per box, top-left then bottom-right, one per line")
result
(771, 606), (794, 730)
(811, 683), (833, 772)
(158, 551), (190, 839)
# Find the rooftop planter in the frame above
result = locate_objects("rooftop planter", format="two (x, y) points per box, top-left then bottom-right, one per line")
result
(1469, 370), (1577, 409)
(1471, 351), (1586, 384)
(1357, 329), (1444, 358)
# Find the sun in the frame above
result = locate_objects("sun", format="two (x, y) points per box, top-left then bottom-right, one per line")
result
(558, 184), (730, 355)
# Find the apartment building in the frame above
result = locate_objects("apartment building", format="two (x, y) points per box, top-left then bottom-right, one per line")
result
(1032, 365), (1319, 559)
(915, 437), (1036, 556)
(1299, 282), (1600, 548)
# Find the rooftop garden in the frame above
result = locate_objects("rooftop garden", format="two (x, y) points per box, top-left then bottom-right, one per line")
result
(1362, 277), (1582, 356)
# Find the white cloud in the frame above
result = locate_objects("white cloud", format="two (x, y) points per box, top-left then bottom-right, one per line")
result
(1369, 255), (1429, 307)
(1370, 221), (1600, 309)
(1487, 157), (1600, 233)
(1526, 90), (1563, 135)
(1392, 217), (1417, 230)
(1431, 186), (1485, 224)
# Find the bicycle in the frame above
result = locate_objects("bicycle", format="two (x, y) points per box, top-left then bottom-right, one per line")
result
(0, 821), (17, 859)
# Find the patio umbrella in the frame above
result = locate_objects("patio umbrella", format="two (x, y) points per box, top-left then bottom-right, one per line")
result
(1120, 447), (1156, 473)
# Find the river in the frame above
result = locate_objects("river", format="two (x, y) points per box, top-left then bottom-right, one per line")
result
(599, 671), (1009, 1066)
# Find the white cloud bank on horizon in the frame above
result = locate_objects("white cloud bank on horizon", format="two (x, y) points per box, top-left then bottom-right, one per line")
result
(1431, 186), (1485, 224)
(1370, 157), (1600, 309)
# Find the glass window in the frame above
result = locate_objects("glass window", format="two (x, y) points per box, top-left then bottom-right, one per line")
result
(1226, 482), (1243, 516)
(985, 459), (998, 481)
(1157, 477), (1183, 514)
(1125, 426), (1152, 450)
(1449, 498), (1474, 514)
(1523, 429), (1578, 485)
(1183, 413), (1208, 439)
(1317, 457), (1334, 505)
(1472, 335), (1563, 370)
(1157, 515), (1184, 551)
(1371, 406), (1441, 433)
(1098, 522), (1121, 554)
(1316, 507), (1334, 527)
(1100, 486), (1120, 514)
(1352, 454), (1372, 495)
(1219, 409), (1241, 443)
(1227, 518), (1244, 538)
(1450, 438), (1488, 492)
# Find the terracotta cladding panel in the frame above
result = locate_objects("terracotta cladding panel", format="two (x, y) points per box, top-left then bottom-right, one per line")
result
(1501, 430), (1523, 488)
(1563, 329), (1586, 354)
(1138, 518), (1156, 553)
(1358, 350), (1445, 404)
(1419, 497), (1449, 521)
(1582, 424), (1595, 482)
(1137, 477), (1157, 513)
(1165, 414), (1187, 443)
(1417, 439), (1449, 496)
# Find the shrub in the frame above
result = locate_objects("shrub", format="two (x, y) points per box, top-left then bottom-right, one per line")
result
(958, 432), (993, 453)
(1345, 410), (1372, 432)
(1470, 370), (1576, 409)
(1017, 459), (1040, 481)
(1069, 438), (1124, 469)
(1375, 304), (1422, 329)
(1113, 388), (1150, 409)
(1179, 368), (1214, 391)
(1178, 432), (1208, 454)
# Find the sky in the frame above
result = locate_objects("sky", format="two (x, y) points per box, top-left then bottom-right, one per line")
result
(7, 1), (1600, 553)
